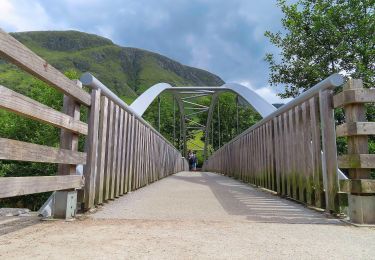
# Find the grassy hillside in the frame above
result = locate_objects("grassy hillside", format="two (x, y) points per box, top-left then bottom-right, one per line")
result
(8, 30), (224, 103)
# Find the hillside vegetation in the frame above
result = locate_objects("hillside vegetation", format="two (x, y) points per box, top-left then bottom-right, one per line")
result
(9, 30), (224, 102)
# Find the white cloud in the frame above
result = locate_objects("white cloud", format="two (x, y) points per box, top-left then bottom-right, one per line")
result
(238, 80), (292, 104)
(0, 0), (66, 32)
(0, 0), (286, 93)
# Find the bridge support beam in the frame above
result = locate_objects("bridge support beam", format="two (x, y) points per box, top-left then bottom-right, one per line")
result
(203, 93), (219, 161)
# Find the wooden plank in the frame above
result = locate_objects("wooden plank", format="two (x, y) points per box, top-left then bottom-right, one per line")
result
(333, 89), (375, 108)
(341, 79), (371, 179)
(319, 90), (339, 212)
(126, 115), (135, 192)
(58, 80), (82, 176)
(0, 29), (91, 106)
(278, 114), (287, 196)
(309, 97), (323, 208)
(0, 175), (84, 198)
(295, 105), (305, 202)
(83, 88), (101, 210)
(110, 105), (119, 199)
(95, 96), (108, 204)
(0, 85), (88, 135)
(287, 110), (294, 198)
(273, 117), (281, 194)
(336, 122), (375, 137)
(124, 114), (133, 193)
(104, 100), (114, 201)
(269, 121), (275, 191)
(115, 108), (124, 197)
(0, 137), (86, 164)
(338, 154), (375, 169)
(119, 111), (128, 195)
(340, 179), (375, 194)
(302, 101), (313, 205)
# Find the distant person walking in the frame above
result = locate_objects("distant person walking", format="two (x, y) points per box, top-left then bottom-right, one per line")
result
(192, 152), (197, 171)
(187, 150), (193, 171)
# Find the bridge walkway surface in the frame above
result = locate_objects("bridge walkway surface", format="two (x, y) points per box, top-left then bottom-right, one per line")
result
(0, 171), (374, 259)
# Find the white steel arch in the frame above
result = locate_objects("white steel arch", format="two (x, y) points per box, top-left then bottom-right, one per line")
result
(130, 83), (276, 117)
(129, 82), (277, 159)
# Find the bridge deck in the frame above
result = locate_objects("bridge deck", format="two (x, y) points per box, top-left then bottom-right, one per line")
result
(93, 172), (340, 224)
(0, 171), (374, 259)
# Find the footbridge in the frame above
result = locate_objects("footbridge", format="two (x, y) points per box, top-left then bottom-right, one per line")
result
(0, 27), (374, 233)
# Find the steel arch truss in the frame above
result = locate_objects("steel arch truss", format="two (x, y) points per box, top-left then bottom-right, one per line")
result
(129, 83), (277, 159)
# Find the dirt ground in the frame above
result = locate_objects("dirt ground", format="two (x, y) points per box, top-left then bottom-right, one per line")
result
(0, 172), (374, 259)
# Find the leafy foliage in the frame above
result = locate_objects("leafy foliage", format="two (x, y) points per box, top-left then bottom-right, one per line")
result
(265, 0), (374, 98)
(0, 69), (82, 209)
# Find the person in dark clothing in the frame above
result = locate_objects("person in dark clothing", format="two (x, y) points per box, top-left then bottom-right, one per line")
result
(187, 150), (193, 171)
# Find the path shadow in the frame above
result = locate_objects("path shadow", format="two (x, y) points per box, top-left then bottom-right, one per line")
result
(171, 172), (344, 225)
(0, 216), (41, 236)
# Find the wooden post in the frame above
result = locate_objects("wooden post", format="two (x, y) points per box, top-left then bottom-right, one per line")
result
(83, 88), (101, 210)
(334, 79), (375, 224)
(319, 89), (339, 213)
(342, 79), (370, 179)
(58, 80), (82, 176)
(95, 96), (108, 205)
(56, 80), (82, 218)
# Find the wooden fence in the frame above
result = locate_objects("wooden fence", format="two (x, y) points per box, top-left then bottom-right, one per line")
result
(334, 79), (375, 223)
(0, 29), (188, 210)
(203, 74), (350, 213)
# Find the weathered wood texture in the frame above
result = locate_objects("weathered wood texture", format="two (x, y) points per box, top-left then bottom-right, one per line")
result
(319, 90), (339, 212)
(86, 97), (188, 209)
(58, 80), (83, 176)
(83, 89), (101, 209)
(0, 137), (86, 164)
(0, 29), (188, 206)
(334, 79), (372, 180)
(0, 30), (90, 200)
(0, 175), (84, 198)
(203, 91), (341, 212)
(0, 85), (88, 135)
(0, 29), (91, 106)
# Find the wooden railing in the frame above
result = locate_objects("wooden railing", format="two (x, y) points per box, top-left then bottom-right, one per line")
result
(334, 79), (375, 224)
(0, 29), (188, 212)
(81, 73), (188, 209)
(203, 75), (346, 213)
(0, 28), (88, 199)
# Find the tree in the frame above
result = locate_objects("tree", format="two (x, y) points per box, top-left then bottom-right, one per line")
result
(265, 0), (374, 98)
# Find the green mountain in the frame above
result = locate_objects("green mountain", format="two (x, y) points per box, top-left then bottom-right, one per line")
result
(7, 30), (224, 102)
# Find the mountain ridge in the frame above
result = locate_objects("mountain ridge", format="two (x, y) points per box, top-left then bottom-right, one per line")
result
(8, 30), (224, 102)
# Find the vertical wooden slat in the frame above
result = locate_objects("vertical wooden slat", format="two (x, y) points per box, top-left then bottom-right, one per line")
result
(289, 109), (297, 199)
(120, 111), (128, 195)
(115, 108), (124, 197)
(58, 80), (82, 176)
(104, 100), (114, 201)
(310, 97), (323, 208)
(302, 101), (313, 205)
(83, 88), (101, 210)
(126, 115), (135, 193)
(110, 105), (119, 199)
(95, 96), (108, 204)
(296, 105), (305, 202)
(319, 90), (339, 212)
(273, 116), (281, 195)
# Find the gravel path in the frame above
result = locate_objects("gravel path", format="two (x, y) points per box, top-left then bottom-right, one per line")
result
(0, 171), (374, 259)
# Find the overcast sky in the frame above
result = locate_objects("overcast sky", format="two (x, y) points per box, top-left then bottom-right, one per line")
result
(0, 0), (292, 103)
